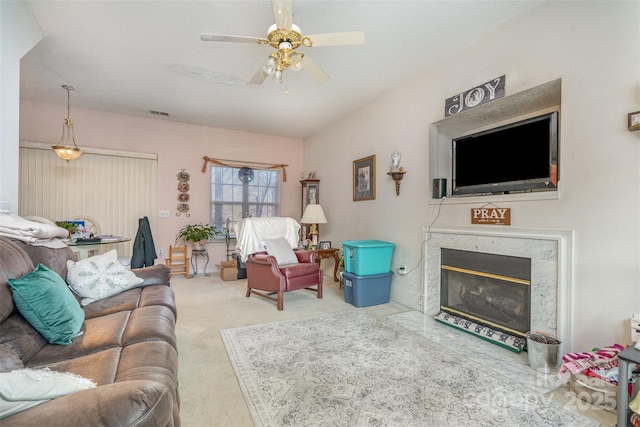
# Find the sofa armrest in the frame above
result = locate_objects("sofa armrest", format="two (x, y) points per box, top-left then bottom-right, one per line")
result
(248, 252), (276, 266)
(2, 380), (173, 427)
(294, 249), (318, 264)
(132, 264), (171, 287)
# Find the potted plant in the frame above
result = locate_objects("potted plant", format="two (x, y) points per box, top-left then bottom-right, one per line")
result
(55, 221), (78, 238)
(175, 223), (220, 250)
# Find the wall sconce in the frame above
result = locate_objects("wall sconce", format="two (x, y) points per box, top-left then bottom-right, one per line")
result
(387, 170), (406, 196)
(387, 151), (406, 196)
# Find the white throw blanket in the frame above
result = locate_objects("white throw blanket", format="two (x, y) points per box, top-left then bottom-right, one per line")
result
(0, 214), (68, 248)
(235, 217), (300, 262)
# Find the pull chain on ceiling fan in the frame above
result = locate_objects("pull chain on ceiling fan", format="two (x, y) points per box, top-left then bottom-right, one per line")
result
(200, 0), (365, 86)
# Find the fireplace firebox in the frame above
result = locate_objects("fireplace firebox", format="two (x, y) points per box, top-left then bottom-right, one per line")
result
(440, 248), (531, 337)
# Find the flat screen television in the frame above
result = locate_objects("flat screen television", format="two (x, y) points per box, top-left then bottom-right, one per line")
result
(452, 111), (558, 196)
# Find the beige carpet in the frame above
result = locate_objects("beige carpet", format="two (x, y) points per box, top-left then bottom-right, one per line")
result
(173, 271), (408, 426)
(173, 271), (615, 427)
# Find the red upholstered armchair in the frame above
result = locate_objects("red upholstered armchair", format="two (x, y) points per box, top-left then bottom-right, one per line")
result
(246, 248), (323, 310)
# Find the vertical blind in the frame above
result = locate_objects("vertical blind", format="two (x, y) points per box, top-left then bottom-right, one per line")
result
(19, 141), (157, 257)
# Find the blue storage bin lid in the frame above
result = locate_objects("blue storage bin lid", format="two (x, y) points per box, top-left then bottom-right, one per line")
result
(341, 240), (395, 248)
(342, 271), (394, 280)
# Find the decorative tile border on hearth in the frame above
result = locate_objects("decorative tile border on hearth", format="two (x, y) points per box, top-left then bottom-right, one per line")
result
(423, 226), (574, 353)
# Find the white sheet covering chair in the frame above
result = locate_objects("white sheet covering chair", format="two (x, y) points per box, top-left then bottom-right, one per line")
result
(234, 217), (300, 262)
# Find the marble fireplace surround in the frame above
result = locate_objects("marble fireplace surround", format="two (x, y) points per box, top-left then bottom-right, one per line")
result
(423, 226), (574, 353)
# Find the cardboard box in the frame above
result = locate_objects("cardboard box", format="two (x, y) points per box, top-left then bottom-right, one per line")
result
(220, 260), (237, 268)
(221, 267), (238, 281)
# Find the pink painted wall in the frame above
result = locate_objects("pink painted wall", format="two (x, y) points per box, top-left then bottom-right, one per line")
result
(19, 100), (304, 266)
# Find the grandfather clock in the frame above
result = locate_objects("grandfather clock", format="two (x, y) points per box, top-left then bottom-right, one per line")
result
(300, 179), (319, 242)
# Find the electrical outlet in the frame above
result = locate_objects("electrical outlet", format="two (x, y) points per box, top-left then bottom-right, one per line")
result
(159, 210), (170, 218)
(158, 248), (164, 259)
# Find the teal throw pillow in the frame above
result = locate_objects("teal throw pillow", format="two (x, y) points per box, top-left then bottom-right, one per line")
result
(8, 264), (84, 345)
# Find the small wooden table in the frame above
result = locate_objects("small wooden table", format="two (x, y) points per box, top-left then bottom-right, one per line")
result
(316, 248), (340, 282)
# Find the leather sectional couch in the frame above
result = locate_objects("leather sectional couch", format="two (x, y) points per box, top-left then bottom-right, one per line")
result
(0, 236), (180, 426)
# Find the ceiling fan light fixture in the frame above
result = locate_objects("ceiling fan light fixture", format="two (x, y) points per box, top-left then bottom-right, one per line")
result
(200, 1), (364, 88)
(262, 55), (277, 75)
(290, 52), (304, 71)
(51, 85), (83, 162)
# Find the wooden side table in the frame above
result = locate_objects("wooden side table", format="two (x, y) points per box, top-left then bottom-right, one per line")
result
(316, 248), (340, 282)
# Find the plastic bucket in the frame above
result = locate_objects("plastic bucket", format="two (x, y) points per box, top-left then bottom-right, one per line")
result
(526, 332), (561, 374)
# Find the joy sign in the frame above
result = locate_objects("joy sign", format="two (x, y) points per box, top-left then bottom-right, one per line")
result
(445, 75), (505, 117)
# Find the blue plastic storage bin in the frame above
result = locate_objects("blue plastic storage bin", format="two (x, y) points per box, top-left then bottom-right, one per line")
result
(342, 240), (395, 276)
(343, 271), (393, 308)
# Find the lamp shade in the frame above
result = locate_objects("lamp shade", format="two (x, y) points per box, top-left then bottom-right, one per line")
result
(301, 204), (327, 224)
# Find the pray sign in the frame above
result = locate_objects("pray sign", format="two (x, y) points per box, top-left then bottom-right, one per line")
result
(471, 207), (511, 226)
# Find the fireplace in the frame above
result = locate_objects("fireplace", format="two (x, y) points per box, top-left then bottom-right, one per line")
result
(440, 248), (531, 338)
(422, 226), (574, 352)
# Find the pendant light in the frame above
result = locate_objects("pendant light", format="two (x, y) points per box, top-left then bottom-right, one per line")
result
(51, 84), (82, 161)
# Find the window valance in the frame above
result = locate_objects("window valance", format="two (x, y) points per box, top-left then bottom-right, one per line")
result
(201, 156), (288, 181)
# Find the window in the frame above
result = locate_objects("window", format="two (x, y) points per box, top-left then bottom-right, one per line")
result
(210, 166), (280, 237)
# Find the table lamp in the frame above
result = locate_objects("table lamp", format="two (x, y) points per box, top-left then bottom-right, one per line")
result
(301, 204), (327, 248)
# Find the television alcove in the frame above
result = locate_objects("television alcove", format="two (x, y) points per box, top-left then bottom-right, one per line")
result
(429, 78), (561, 203)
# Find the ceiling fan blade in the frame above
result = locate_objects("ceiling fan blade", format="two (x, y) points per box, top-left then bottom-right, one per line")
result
(200, 34), (267, 44)
(302, 56), (330, 84)
(306, 31), (365, 47)
(249, 67), (268, 85)
(272, 0), (293, 30)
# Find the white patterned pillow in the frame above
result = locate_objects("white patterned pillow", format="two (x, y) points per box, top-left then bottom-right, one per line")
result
(0, 368), (95, 419)
(66, 250), (144, 305)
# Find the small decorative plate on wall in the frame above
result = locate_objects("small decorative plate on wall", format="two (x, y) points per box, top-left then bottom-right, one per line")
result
(177, 202), (190, 214)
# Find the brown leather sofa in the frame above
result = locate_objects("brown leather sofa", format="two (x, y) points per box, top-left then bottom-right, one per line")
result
(0, 236), (180, 426)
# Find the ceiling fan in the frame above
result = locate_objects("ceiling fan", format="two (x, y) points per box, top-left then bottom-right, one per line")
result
(200, 0), (365, 86)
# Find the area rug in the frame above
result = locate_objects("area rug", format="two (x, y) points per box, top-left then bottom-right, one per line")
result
(221, 310), (595, 427)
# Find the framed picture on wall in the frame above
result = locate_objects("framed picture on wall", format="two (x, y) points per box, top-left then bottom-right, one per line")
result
(353, 155), (376, 201)
(628, 111), (640, 131)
